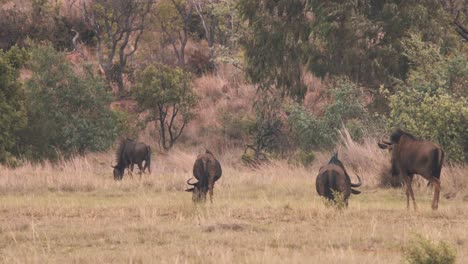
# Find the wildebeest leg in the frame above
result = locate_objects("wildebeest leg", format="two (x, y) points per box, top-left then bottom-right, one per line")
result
(407, 175), (417, 211)
(208, 176), (215, 203)
(404, 178), (409, 209)
(137, 163), (143, 179)
(431, 178), (441, 210)
(128, 163), (134, 178)
(404, 175), (411, 210)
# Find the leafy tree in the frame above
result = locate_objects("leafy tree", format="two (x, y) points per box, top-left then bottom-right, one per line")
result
(135, 64), (197, 150)
(384, 33), (468, 162)
(438, 0), (468, 41)
(154, 0), (193, 66)
(0, 46), (28, 163)
(82, 0), (154, 94)
(191, 0), (243, 61)
(238, 0), (310, 100)
(19, 45), (120, 160)
(0, 0), (88, 51)
(238, 0), (461, 100)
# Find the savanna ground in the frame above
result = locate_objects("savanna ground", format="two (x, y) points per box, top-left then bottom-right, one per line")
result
(1, 138), (467, 263)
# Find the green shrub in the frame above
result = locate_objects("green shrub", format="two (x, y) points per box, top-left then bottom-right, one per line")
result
(403, 234), (456, 264)
(0, 46), (28, 164)
(287, 77), (367, 151)
(247, 92), (286, 156)
(19, 45), (120, 160)
(384, 33), (468, 162)
(297, 150), (315, 167)
(386, 88), (467, 162)
(219, 110), (255, 141)
(345, 119), (365, 143)
(113, 109), (139, 139)
(322, 190), (347, 210)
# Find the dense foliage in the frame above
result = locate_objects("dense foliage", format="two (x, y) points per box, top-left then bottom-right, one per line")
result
(0, 46), (28, 163)
(287, 77), (367, 150)
(18, 46), (120, 160)
(0, 0), (466, 164)
(385, 34), (468, 162)
(238, 0), (460, 100)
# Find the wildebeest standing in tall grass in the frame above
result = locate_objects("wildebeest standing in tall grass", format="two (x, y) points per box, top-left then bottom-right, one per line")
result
(316, 152), (362, 207)
(185, 150), (222, 203)
(378, 130), (444, 210)
(112, 139), (151, 180)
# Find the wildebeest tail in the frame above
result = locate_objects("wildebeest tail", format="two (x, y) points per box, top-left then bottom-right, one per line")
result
(145, 146), (151, 173)
(432, 148), (444, 180)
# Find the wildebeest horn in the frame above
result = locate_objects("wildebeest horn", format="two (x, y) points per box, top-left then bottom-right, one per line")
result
(187, 178), (197, 186)
(379, 135), (392, 145)
(350, 174), (362, 187)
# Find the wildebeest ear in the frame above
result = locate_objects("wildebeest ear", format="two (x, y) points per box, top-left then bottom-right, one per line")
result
(377, 142), (390, 149)
(351, 189), (361, 195)
(185, 188), (195, 192)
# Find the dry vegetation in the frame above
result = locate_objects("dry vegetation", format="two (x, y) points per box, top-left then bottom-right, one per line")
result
(1, 136), (467, 263)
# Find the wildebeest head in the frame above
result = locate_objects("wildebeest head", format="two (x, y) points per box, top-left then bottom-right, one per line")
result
(185, 178), (207, 202)
(112, 164), (124, 180)
(377, 129), (414, 151)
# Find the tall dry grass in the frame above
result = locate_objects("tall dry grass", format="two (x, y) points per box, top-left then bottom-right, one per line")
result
(1, 137), (467, 263)
(1, 134), (466, 201)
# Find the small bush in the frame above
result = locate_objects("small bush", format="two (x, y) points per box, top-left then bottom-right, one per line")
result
(322, 190), (347, 210)
(345, 119), (365, 143)
(241, 145), (269, 168)
(403, 234), (456, 264)
(296, 150), (316, 167)
(287, 77), (368, 151)
(187, 50), (215, 76)
(219, 111), (255, 141)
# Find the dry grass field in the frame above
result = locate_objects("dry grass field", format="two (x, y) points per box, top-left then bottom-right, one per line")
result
(1, 138), (467, 263)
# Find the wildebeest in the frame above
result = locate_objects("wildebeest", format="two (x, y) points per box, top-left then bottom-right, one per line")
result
(316, 152), (362, 207)
(112, 138), (151, 180)
(185, 150), (222, 203)
(378, 129), (444, 210)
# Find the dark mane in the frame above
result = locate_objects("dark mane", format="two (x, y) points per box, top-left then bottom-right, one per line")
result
(115, 138), (132, 164)
(390, 129), (417, 143)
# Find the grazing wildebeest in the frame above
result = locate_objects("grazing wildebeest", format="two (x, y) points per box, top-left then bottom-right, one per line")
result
(316, 152), (362, 207)
(185, 150), (222, 203)
(378, 129), (444, 210)
(112, 139), (151, 180)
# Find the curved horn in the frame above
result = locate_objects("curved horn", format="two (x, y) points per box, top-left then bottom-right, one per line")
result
(350, 174), (362, 187)
(187, 178), (197, 186)
(379, 135), (392, 145)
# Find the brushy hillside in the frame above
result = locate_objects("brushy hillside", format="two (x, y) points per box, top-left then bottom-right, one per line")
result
(1, 136), (467, 263)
